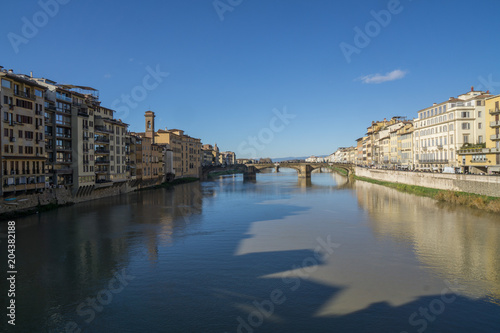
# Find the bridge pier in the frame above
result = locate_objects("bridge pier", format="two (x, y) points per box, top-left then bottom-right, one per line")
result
(244, 166), (257, 181)
(298, 164), (313, 179)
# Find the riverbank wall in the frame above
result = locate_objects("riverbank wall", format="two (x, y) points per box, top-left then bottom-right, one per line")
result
(355, 167), (500, 197)
(0, 177), (166, 218)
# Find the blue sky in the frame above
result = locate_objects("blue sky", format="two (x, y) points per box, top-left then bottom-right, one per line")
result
(2, 0), (500, 159)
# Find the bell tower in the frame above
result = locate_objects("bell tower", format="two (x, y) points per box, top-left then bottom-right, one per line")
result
(145, 111), (155, 143)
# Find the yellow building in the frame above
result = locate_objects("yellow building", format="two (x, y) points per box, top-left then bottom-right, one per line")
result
(458, 94), (500, 174)
(1, 70), (46, 195)
(141, 111), (201, 178)
(396, 122), (414, 169)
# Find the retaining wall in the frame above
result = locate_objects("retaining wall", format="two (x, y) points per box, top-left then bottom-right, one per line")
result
(0, 177), (164, 216)
(355, 167), (500, 197)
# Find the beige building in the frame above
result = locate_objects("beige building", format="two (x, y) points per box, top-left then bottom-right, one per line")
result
(220, 151), (236, 165)
(1, 69), (46, 195)
(141, 111), (201, 178)
(413, 88), (490, 171)
(202, 143), (220, 166)
(397, 122), (414, 169)
(94, 106), (128, 184)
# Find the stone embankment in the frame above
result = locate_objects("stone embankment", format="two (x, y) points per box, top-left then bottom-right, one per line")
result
(355, 167), (500, 197)
(0, 178), (164, 218)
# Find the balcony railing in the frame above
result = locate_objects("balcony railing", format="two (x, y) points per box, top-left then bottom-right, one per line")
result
(95, 148), (110, 154)
(489, 108), (500, 115)
(418, 159), (449, 164)
(56, 93), (72, 102)
(95, 126), (113, 133)
(14, 91), (36, 100)
(94, 137), (110, 143)
(491, 134), (500, 141)
(490, 121), (500, 128)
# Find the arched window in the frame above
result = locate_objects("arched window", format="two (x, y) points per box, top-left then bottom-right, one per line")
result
(147, 120), (151, 129)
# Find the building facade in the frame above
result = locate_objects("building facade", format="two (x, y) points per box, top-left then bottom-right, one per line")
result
(1, 70), (46, 195)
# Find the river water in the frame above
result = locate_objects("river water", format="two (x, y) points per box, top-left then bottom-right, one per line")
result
(1, 169), (499, 333)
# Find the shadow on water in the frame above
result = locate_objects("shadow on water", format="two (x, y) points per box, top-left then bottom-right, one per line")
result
(0, 175), (498, 333)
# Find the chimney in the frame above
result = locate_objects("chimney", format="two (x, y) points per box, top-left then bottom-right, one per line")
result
(487, 90), (490, 94)
(471, 86), (474, 91)
(8, 69), (13, 74)
(30, 71), (33, 78)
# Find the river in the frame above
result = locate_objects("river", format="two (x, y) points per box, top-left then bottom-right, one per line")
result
(1, 169), (499, 333)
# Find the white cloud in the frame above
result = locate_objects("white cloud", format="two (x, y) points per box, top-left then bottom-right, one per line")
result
(359, 69), (407, 84)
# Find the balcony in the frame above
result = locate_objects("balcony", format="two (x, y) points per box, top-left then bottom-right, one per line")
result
(95, 148), (110, 154)
(56, 145), (72, 151)
(56, 121), (71, 127)
(490, 108), (500, 115)
(418, 159), (449, 164)
(56, 133), (72, 139)
(56, 93), (72, 103)
(14, 90), (36, 101)
(437, 145), (443, 149)
(490, 121), (500, 128)
(95, 159), (110, 165)
(94, 137), (110, 144)
(491, 134), (500, 141)
(95, 125), (113, 133)
(45, 104), (57, 111)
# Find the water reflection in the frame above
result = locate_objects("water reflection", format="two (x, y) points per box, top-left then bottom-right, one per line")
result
(354, 180), (500, 302)
(0, 174), (498, 332)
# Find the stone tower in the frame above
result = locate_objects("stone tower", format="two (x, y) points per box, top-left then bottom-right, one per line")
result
(145, 111), (155, 143)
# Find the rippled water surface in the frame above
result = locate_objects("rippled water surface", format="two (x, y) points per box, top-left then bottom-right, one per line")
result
(1, 170), (499, 332)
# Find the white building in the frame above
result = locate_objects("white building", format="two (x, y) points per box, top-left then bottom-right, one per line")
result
(413, 88), (490, 171)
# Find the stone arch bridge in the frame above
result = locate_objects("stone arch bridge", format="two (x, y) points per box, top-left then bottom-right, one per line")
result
(201, 163), (354, 180)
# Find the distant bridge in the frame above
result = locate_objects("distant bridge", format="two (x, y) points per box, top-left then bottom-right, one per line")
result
(201, 163), (354, 180)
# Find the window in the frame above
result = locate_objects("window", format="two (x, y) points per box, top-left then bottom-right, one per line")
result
(478, 111), (482, 118)
(16, 99), (33, 110)
(478, 123), (482, 129)
(461, 112), (470, 118)
(35, 89), (43, 97)
(450, 135), (454, 144)
(1, 79), (11, 89)
(462, 123), (470, 130)
(478, 136), (483, 144)
(463, 135), (469, 144)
